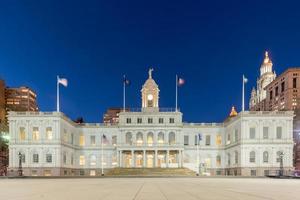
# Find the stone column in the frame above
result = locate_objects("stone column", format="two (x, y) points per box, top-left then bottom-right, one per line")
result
(166, 150), (169, 168)
(131, 150), (134, 167)
(120, 150), (123, 168)
(143, 150), (146, 167)
(155, 150), (158, 167)
(179, 150), (182, 168)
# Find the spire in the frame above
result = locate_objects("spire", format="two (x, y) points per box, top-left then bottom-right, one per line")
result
(263, 51), (272, 64)
(229, 106), (238, 117)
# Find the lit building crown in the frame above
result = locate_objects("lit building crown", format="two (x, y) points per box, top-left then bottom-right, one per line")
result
(229, 106), (238, 117)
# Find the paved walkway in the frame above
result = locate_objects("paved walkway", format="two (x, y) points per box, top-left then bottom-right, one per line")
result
(0, 178), (299, 200)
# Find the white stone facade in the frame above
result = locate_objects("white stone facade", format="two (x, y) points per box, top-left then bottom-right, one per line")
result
(8, 71), (294, 176)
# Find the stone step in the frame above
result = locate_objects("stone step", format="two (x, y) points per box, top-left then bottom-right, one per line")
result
(106, 168), (196, 176)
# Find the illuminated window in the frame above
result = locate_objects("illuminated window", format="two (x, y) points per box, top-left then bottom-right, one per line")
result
(147, 132), (153, 146)
(227, 133), (231, 144)
(46, 127), (53, 140)
(90, 170), (96, 176)
(136, 132), (143, 146)
(32, 127), (39, 141)
(158, 132), (164, 144)
(19, 127), (26, 141)
(79, 155), (85, 165)
(216, 155), (221, 167)
(79, 134), (85, 146)
(216, 135), (222, 146)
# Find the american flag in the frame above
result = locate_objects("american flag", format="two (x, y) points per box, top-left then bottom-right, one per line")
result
(178, 77), (185, 86)
(123, 75), (131, 86)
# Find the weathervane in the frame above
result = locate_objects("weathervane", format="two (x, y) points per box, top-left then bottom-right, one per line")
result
(149, 68), (154, 79)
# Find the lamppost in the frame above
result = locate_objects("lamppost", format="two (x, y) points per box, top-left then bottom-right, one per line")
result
(18, 152), (23, 176)
(279, 152), (284, 177)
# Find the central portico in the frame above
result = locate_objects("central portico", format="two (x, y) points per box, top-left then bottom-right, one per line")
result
(118, 68), (184, 168)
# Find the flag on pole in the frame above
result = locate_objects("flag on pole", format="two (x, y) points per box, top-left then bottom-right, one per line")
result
(102, 134), (109, 144)
(178, 77), (185, 86)
(243, 75), (248, 84)
(123, 75), (130, 86)
(58, 77), (68, 87)
(198, 133), (202, 141)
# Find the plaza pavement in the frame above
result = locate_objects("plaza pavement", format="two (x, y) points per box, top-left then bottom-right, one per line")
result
(0, 177), (299, 200)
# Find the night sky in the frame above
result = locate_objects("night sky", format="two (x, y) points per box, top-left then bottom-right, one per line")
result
(1, 0), (300, 123)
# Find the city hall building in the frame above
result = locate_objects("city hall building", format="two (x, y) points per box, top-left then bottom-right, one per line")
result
(8, 70), (294, 176)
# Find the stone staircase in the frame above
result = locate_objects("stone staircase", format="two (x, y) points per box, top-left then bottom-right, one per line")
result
(106, 168), (196, 176)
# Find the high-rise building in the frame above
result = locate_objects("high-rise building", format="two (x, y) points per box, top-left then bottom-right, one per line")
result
(249, 52), (300, 170)
(5, 86), (38, 112)
(103, 108), (129, 124)
(249, 51), (277, 111)
(0, 79), (5, 124)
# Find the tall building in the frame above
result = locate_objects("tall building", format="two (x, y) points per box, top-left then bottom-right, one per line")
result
(5, 86), (38, 112)
(250, 51), (277, 111)
(8, 69), (294, 177)
(0, 79), (5, 124)
(264, 68), (300, 169)
(103, 108), (129, 124)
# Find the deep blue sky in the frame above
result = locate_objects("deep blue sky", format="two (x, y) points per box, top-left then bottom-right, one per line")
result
(1, 0), (300, 123)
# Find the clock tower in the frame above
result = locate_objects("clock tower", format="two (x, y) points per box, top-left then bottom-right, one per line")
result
(141, 68), (160, 112)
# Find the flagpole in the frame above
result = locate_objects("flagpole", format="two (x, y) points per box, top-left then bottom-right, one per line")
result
(123, 75), (125, 112)
(176, 74), (178, 111)
(101, 133), (104, 176)
(57, 76), (59, 112)
(242, 75), (245, 112)
(196, 135), (200, 176)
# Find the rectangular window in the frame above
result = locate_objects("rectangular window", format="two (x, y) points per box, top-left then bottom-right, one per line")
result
(33, 154), (39, 163)
(205, 135), (211, 146)
(71, 155), (74, 165)
(281, 81), (285, 92)
(46, 154), (52, 163)
(263, 127), (269, 139)
(249, 127), (256, 139)
(159, 118), (164, 124)
(195, 135), (198, 146)
(112, 135), (117, 146)
(63, 129), (68, 143)
(31, 170), (38, 176)
(126, 118), (131, 124)
(227, 133), (231, 144)
(44, 170), (52, 176)
(293, 78), (297, 88)
(90, 135), (96, 146)
(63, 153), (67, 164)
(275, 86), (279, 96)
(46, 127), (53, 140)
(216, 135), (222, 146)
(71, 133), (74, 144)
(90, 170), (96, 176)
(19, 127), (26, 141)
(80, 170), (85, 176)
(169, 118), (175, 123)
(32, 127), (39, 141)
(79, 155), (85, 165)
(79, 134), (85, 146)
(276, 127), (282, 139)
(184, 135), (189, 145)
(264, 170), (269, 176)
(148, 118), (153, 124)
(137, 118), (142, 124)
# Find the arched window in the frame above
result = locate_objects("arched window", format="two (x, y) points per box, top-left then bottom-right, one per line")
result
(125, 132), (132, 145)
(136, 132), (143, 146)
(216, 155), (221, 167)
(263, 151), (269, 163)
(158, 132), (164, 144)
(147, 132), (153, 146)
(169, 132), (175, 145)
(249, 151), (256, 163)
(90, 155), (96, 166)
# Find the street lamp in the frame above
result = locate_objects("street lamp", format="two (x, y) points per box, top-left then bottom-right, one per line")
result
(279, 152), (284, 177)
(18, 152), (23, 176)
